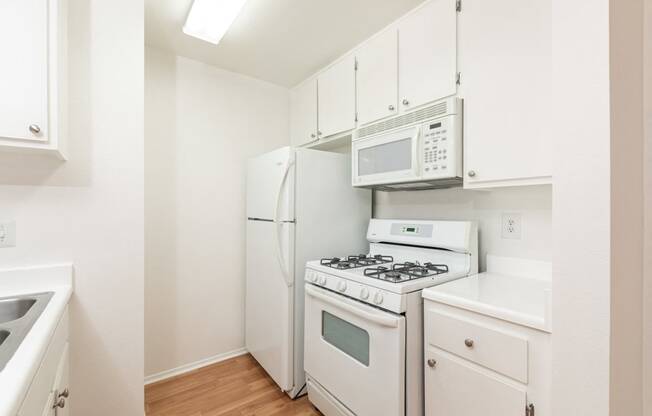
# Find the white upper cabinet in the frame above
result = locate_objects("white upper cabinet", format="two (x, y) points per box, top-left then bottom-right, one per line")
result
(0, 0), (48, 142)
(290, 77), (318, 147)
(398, 0), (458, 112)
(0, 0), (67, 158)
(317, 54), (356, 138)
(460, 0), (552, 187)
(356, 28), (398, 126)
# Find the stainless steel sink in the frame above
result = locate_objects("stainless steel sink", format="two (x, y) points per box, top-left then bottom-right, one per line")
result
(0, 292), (53, 371)
(0, 298), (37, 324)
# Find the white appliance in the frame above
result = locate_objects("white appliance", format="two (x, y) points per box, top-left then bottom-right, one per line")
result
(304, 219), (478, 416)
(352, 98), (463, 191)
(246, 146), (371, 398)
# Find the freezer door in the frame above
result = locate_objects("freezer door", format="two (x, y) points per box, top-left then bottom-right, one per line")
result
(246, 147), (295, 221)
(246, 219), (295, 392)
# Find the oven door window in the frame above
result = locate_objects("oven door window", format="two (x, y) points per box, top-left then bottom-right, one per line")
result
(357, 138), (412, 177)
(322, 311), (370, 366)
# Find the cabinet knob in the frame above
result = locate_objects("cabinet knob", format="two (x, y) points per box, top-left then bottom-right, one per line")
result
(29, 124), (41, 134)
(310, 133), (316, 139)
(59, 388), (70, 398)
(53, 397), (66, 409)
(427, 359), (437, 368)
(467, 170), (476, 178)
(388, 104), (395, 111)
(464, 338), (475, 348)
(402, 99), (409, 106)
(317, 131), (322, 136)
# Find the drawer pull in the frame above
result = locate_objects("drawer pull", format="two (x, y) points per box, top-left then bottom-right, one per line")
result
(464, 338), (475, 348)
(53, 397), (66, 409)
(59, 388), (70, 398)
(427, 359), (437, 368)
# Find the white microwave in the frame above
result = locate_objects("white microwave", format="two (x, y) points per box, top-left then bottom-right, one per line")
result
(352, 98), (463, 191)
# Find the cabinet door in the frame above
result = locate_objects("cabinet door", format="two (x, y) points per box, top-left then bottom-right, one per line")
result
(356, 28), (398, 126)
(460, 0), (552, 187)
(398, 0), (457, 112)
(425, 348), (526, 416)
(0, 0), (49, 142)
(53, 343), (70, 416)
(41, 392), (55, 416)
(317, 54), (356, 138)
(290, 78), (318, 147)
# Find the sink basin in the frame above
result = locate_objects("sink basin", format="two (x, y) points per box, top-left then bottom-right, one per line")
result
(0, 298), (37, 324)
(0, 292), (53, 371)
(0, 330), (8, 346)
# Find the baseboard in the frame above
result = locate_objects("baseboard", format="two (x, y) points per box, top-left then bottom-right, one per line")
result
(144, 347), (248, 385)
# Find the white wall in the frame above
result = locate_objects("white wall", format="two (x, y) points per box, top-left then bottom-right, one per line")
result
(610, 0), (646, 413)
(144, 47), (290, 377)
(0, 1), (144, 415)
(551, 0), (612, 414)
(644, 0), (652, 413)
(374, 186), (552, 271)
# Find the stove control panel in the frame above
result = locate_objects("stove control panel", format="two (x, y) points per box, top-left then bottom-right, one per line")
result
(305, 268), (405, 314)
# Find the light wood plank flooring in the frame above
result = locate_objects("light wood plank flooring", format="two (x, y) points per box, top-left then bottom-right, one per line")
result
(145, 354), (322, 416)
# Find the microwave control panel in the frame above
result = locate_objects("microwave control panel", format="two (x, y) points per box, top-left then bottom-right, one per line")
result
(420, 115), (460, 179)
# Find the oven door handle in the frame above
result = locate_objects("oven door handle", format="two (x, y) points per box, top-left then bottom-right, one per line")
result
(306, 285), (400, 328)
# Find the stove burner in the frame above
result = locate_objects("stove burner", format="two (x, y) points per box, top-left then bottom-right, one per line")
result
(363, 261), (449, 283)
(320, 255), (393, 270)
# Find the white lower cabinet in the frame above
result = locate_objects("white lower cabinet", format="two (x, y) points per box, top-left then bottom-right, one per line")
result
(425, 348), (526, 416)
(19, 308), (70, 416)
(424, 301), (550, 416)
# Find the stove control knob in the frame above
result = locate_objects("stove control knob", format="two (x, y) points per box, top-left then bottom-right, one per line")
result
(307, 271), (317, 283)
(360, 288), (370, 300)
(373, 292), (384, 305)
(318, 275), (327, 286)
(337, 281), (347, 292)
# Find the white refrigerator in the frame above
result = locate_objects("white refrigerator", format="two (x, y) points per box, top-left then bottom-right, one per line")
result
(246, 146), (371, 398)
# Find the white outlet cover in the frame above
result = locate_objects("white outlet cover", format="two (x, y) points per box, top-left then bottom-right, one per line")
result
(501, 213), (522, 240)
(0, 221), (16, 248)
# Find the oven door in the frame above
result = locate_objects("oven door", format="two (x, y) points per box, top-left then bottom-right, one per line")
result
(304, 284), (406, 416)
(352, 125), (420, 187)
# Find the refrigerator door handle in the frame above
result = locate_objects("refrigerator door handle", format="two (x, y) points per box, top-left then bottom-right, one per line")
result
(274, 159), (294, 287)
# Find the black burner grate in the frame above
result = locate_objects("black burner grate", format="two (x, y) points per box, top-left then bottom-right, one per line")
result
(320, 254), (393, 270)
(363, 262), (449, 283)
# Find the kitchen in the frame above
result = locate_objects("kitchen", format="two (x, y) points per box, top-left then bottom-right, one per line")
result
(0, 0), (648, 415)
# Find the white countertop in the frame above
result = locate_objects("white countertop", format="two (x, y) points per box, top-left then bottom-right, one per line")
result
(422, 255), (552, 332)
(0, 264), (73, 416)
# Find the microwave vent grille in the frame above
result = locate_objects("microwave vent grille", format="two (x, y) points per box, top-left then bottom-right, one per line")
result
(357, 101), (449, 138)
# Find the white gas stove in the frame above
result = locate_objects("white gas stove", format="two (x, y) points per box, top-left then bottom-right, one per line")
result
(303, 219), (477, 416)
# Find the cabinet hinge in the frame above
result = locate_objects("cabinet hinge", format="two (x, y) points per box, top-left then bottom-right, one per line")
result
(456, 0), (462, 12)
(456, 72), (461, 86)
(525, 404), (535, 416)
(354, 58), (358, 71)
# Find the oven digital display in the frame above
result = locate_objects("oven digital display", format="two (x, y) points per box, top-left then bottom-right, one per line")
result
(429, 122), (442, 130)
(402, 226), (419, 234)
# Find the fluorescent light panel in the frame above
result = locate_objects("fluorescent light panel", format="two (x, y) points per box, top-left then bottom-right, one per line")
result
(183, 0), (248, 45)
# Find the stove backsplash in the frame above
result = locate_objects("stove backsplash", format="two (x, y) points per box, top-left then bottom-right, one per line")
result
(373, 185), (551, 272)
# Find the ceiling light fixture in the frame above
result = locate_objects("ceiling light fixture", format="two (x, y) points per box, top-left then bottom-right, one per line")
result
(183, 0), (248, 45)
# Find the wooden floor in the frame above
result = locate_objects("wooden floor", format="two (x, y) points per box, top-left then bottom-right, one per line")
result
(145, 354), (322, 416)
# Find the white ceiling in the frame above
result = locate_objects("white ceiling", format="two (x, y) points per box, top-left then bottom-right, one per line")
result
(145, 0), (425, 87)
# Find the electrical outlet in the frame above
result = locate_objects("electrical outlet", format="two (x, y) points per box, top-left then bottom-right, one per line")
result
(501, 213), (522, 240)
(0, 221), (16, 248)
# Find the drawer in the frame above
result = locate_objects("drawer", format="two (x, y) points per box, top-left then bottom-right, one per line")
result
(425, 308), (528, 383)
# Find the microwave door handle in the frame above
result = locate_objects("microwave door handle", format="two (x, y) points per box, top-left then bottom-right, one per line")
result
(274, 160), (295, 287)
(413, 126), (421, 175)
(306, 285), (400, 328)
